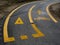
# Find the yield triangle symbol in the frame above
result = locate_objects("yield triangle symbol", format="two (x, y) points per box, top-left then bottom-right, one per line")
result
(15, 17), (24, 24)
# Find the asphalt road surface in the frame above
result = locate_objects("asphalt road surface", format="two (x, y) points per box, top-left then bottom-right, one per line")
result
(2, 0), (60, 45)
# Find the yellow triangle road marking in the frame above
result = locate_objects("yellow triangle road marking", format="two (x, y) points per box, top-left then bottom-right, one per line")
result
(15, 17), (24, 24)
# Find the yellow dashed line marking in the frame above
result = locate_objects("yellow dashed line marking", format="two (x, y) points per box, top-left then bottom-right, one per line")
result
(20, 35), (28, 40)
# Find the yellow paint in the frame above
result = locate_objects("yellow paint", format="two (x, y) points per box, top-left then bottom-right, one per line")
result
(46, 3), (58, 23)
(28, 5), (36, 23)
(32, 33), (44, 38)
(15, 17), (24, 24)
(28, 5), (45, 38)
(20, 35), (28, 40)
(3, 1), (46, 42)
(34, 17), (50, 21)
(37, 10), (42, 15)
(3, 14), (15, 42)
(3, 2), (29, 43)
(31, 24), (44, 38)
(3, 2), (37, 42)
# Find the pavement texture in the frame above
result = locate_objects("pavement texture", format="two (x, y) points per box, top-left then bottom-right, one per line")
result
(1, 0), (60, 45)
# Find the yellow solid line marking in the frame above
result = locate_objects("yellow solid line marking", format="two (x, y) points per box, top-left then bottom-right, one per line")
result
(28, 5), (45, 38)
(31, 24), (44, 38)
(46, 3), (58, 23)
(3, 1), (40, 42)
(20, 35), (28, 40)
(3, 13), (15, 42)
(28, 5), (36, 23)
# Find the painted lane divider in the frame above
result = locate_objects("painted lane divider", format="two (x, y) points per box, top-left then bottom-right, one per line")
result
(31, 24), (44, 38)
(20, 35), (28, 40)
(46, 3), (58, 23)
(28, 5), (45, 38)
